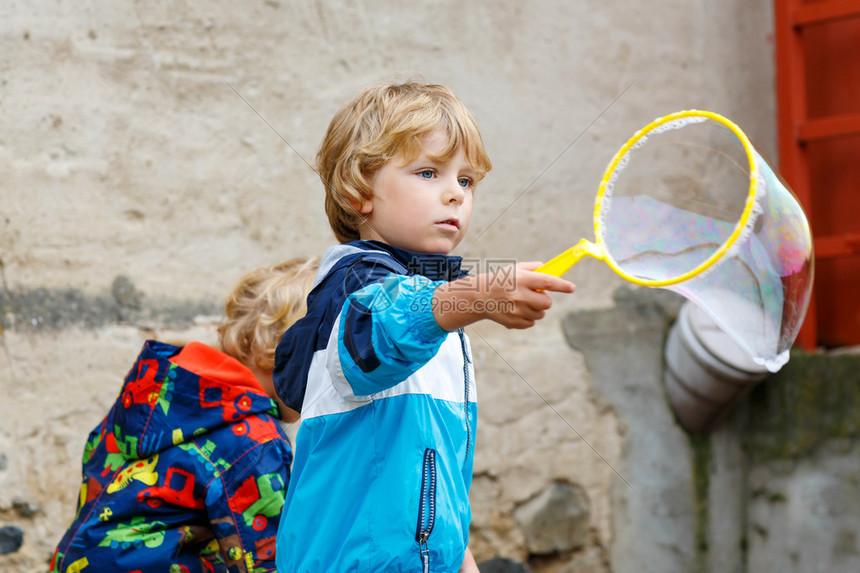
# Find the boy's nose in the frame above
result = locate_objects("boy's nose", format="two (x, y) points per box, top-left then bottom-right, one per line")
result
(444, 179), (465, 204)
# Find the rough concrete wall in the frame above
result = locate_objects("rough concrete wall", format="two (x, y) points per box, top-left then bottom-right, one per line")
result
(744, 352), (860, 573)
(562, 288), (860, 573)
(1, 1), (775, 571)
(563, 287), (697, 573)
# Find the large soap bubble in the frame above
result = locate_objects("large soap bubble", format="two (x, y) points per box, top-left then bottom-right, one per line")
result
(538, 110), (813, 371)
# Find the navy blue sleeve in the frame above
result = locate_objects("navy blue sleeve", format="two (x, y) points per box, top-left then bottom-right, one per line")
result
(337, 273), (448, 396)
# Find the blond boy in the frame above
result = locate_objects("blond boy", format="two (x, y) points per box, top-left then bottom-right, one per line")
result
(274, 82), (574, 572)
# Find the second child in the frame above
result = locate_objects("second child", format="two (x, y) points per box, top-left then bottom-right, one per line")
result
(50, 257), (318, 573)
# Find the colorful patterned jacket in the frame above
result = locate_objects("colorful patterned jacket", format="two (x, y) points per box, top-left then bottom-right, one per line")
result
(50, 340), (293, 573)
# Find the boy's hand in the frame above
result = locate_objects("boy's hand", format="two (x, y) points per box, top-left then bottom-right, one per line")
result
(459, 546), (480, 573)
(482, 262), (576, 329)
(432, 261), (575, 331)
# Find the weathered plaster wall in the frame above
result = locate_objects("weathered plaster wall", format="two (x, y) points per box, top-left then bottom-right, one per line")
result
(562, 288), (860, 573)
(1, 1), (777, 571)
(744, 352), (860, 573)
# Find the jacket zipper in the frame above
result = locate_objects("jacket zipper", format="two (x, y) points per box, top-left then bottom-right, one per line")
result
(415, 448), (437, 573)
(458, 329), (472, 461)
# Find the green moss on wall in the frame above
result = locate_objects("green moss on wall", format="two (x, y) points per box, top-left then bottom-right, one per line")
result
(689, 433), (711, 571)
(744, 349), (860, 464)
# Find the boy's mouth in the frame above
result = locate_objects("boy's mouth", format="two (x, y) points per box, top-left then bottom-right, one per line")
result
(436, 218), (460, 231)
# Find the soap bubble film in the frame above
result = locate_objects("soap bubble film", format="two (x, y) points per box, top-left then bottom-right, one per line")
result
(598, 114), (813, 370)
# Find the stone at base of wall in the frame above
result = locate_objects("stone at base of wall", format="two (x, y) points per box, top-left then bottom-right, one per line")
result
(479, 556), (531, 573)
(0, 526), (24, 555)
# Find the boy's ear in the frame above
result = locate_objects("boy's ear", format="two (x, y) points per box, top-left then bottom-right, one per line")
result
(349, 196), (373, 215)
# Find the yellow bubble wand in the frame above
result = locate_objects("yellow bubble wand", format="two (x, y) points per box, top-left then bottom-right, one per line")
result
(536, 109), (813, 370)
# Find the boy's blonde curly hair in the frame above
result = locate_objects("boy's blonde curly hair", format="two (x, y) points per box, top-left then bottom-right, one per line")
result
(317, 81), (493, 243)
(218, 257), (319, 371)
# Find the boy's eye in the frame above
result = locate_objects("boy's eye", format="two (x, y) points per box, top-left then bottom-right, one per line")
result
(458, 177), (473, 188)
(418, 169), (435, 179)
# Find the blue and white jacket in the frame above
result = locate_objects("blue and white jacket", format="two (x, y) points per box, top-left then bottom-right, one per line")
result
(273, 240), (477, 573)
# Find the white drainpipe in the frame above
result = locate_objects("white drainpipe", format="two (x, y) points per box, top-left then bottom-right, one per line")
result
(664, 301), (771, 434)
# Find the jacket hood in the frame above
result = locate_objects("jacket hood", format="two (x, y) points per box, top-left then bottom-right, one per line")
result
(314, 240), (468, 289)
(106, 340), (278, 458)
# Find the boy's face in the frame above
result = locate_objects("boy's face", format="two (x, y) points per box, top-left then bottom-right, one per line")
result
(357, 130), (476, 255)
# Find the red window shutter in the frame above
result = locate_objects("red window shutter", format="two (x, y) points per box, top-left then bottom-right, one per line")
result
(774, 0), (860, 348)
